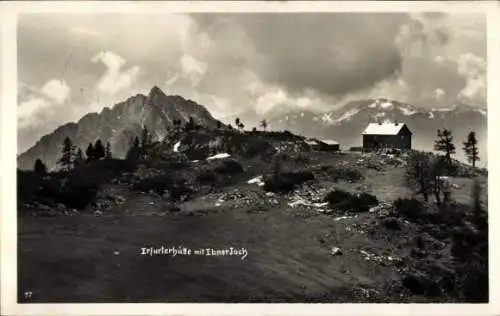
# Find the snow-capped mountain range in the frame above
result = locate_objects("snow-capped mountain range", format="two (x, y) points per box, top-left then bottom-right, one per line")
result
(268, 98), (487, 166)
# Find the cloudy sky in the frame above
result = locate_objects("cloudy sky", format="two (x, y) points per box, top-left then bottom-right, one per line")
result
(17, 12), (486, 153)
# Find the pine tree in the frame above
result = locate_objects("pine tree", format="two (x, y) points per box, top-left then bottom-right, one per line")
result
(86, 142), (94, 161)
(105, 141), (112, 159)
(126, 136), (141, 161)
(238, 123), (245, 131)
(185, 117), (195, 131)
(260, 119), (268, 131)
(434, 129), (455, 166)
(235, 118), (240, 131)
(33, 158), (47, 175)
(216, 120), (222, 129)
(463, 131), (480, 168)
(57, 137), (75, 172)
(94, 139), (105, 160)
(74, 148), (85, 166)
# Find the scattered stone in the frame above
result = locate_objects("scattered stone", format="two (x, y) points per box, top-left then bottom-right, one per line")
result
(334, 215), (358, 222)
(331, 247), (343, 256)
(113, 251), (120, 256)
(359, 249), (403, 266)
(94, 210), (103, 217)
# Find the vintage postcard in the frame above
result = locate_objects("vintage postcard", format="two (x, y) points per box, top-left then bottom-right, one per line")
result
(1, 1), (499, 315)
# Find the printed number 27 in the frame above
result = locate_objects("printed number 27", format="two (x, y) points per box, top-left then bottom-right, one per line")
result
(24, 291), (33, 299)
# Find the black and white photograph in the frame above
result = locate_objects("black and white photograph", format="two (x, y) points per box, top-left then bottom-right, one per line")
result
(1, 1), (498, 314)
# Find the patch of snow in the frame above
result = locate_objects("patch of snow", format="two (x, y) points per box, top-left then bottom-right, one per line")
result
(206, 153), (231, 160)
(477, 109), (487, 116)
(313, 202), (329, 208)
(399, 107), (418, 116)
(192, 160), (199, 163)
(374, 112), (386, 118)
(215, 202), (222, 207)
(380, 101), (394, 109)
(428, 112), (435, 119)
(112, 129), (116, 133)
(247, 176), (264, 185)
(320, 113), (335, 124)
(300, 112), (305, 117)
(432, 107), (452, 112)
(334, 215), (358, 221)
(173, 141), (181, 152)
(285, 116), (289, 121)
(334, 108), (360, 124)
(368, 100), (378, 108)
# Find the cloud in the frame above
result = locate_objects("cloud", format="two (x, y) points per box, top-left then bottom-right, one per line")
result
(202, 14), (408, 97)
(69, 27), (102, 37)
(17, 79), (71, 128)
(17, 97), (51, 129)
(456, 52), (486, 104)
(17, 12), (487, 153)
(40, 79), (70, 104)
(92, 51), (140, 96)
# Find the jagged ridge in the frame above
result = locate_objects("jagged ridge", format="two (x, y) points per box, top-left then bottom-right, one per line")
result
(17, 86), (219, 170)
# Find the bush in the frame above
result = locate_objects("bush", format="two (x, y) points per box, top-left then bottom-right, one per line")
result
(133, 174), (173, 195)
(133, 175), (193, 202)
(382, 217), (401, 230)
(196, 171), (217, 184)
(263, 171), (314, 193)
(213, 158), (244, 175)
(324, 189), (378, 212)
(321, 166), (363, 182)
(394, 198), (423, 220)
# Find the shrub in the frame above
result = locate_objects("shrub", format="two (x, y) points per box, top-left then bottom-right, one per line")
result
(320, 166), (363, 182)
(382, 217), (401, 230)
(197, 171), (217, 184)
(263, 171), (314, 193)
(324, 189), (378, 212)
(213, 158), (244, 175)
(394, 197), (423, 220)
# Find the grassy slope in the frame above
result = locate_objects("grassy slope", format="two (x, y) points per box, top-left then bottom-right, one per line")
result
(17, 151), (488, 302)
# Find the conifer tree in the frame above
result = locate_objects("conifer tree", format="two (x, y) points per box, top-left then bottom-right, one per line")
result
(434, 129), (456, 166)
(463, 131), (480, 168)
(94, 139), (105, 160)
(86, 142), (94, 161)
(74, 148), (85, 166)
(57, 137), (75, 172)
(260, 119), (268, 131)
(34, 158), (48, 175)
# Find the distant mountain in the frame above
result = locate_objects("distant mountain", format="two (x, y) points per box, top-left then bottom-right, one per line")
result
(268, 98), (487, 166)
(17, 86), (219, 170)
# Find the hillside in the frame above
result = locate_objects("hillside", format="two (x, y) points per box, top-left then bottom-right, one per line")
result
(17, 86), (220, 171)
(267, 99), (487, 166)
(17, 125), (488, 303)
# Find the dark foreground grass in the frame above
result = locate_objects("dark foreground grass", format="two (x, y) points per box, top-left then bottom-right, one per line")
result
(18, 205), (404, 303)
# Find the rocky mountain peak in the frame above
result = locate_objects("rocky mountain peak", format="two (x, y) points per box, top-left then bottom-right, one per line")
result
(17, 87), (219, 171)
